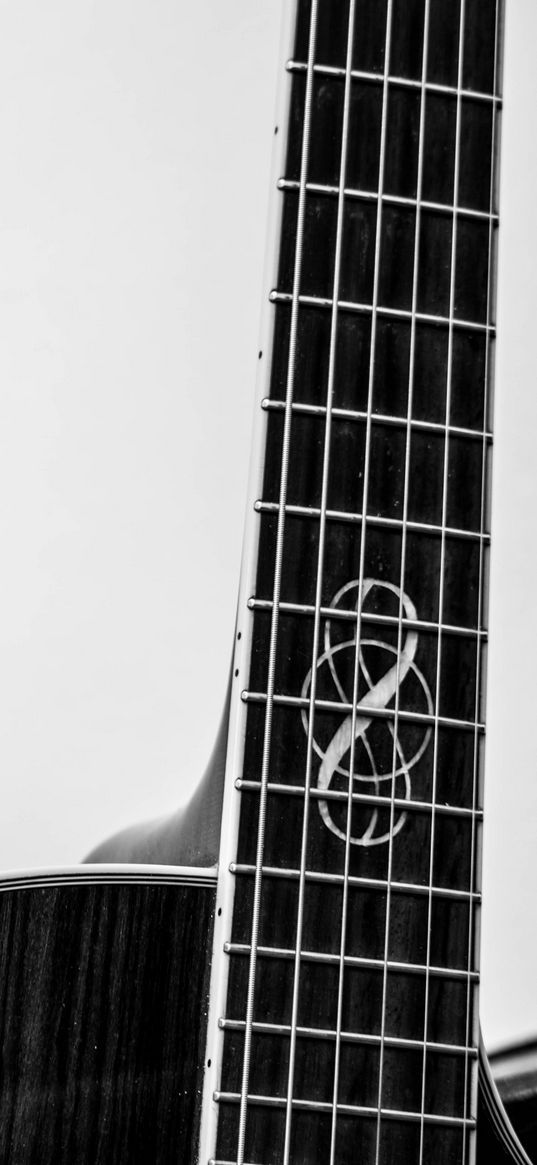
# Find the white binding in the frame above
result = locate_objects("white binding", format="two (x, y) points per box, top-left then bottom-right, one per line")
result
(197, 2), (299, 1161)
(0, 862), (217, 891)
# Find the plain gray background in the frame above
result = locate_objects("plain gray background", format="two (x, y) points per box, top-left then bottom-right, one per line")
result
(0, 1), (533, 1052)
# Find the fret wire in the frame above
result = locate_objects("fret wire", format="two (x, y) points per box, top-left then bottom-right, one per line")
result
(236, 780), (483, 822)
(271, 288), (496, 334)
(278, 177), (499, 225)
(210, 1155), (265, 1165)
(255, 501), (490, 544)
(420, 4), (467, 1160)
(224, 942), (479, 983)
(463, 7), (502, 1162)
(219, 1018), (478, 1059)
(282, 4), (360, 1160)
(248, 598), (488, 640)
(262, 397), (494, 443)
(287, 58), (501, 106)
(241, 691), (485, 734)
(210, 1160), (263, 1165)
(235, 5), (321, 1161)
(230, 863), (481, 902)
(377, 5), (432, 1156)
(215, 1092), (475, 1128)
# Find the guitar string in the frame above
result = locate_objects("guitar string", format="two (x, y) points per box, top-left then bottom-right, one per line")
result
(374, 2), (432, 1162)
(234, 2), (321, 1160)
(307, 1), (397, 1160)
(280, 3), (360, 1159)
(462, 5), (502, 1163)
(303, 0), (393, 1157)
(418, 1), (469, 1160)
(306, 4), (374, 1160)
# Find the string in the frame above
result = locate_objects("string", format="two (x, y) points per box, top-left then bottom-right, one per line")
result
(418, 1), (468, 1160)
(462, 4), (502, 1163)
(235, 2), (321, 1161)
(280, 3), (361, 1160)
(374, 2), (432, 1162)
(312, 1), (397, 1160)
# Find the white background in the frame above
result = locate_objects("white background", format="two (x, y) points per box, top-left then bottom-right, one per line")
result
(0, 0), (533, 1052)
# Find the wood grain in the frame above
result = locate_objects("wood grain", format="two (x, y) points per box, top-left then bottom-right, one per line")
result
(0, 880), (214, 1164)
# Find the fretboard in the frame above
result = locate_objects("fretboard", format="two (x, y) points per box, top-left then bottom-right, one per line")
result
(203, 0), (502, 1162)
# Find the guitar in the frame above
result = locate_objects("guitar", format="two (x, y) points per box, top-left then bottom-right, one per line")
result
(0, 0), (532, 1162)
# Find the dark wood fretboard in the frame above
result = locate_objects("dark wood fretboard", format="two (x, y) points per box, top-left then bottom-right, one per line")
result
(203, 1), (502, 1162)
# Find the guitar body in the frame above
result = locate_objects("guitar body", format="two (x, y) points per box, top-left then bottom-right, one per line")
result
(478, 1053), (533, 1165)
(0, 871), (214, 1164)
(0, 867), (531, 1164)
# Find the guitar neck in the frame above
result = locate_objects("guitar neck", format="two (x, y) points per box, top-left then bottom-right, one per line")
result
(203, 0), (503, 1161)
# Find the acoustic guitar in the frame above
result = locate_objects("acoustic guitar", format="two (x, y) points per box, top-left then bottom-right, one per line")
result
(1, 0), (531, 1162)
